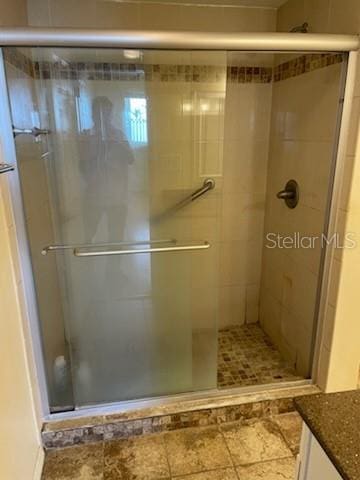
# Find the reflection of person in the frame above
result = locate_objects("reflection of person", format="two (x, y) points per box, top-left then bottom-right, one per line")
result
(79, 96), (134, 242)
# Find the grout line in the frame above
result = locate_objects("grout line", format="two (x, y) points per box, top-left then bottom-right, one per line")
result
(235, 455), (297, 469)
(101, 439), (105, 479)
(162, 433), (173, 480)
(241, 454), (296, 467)
(269, 415), (296, 458)
(272, 413), (301, 458)
(217, 422), (241, 480)
(171, 466), (239, 478)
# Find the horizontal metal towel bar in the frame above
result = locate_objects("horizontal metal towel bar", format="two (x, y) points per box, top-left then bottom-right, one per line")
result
(41, 239), (176, 255)
(74, 241), (210, 257)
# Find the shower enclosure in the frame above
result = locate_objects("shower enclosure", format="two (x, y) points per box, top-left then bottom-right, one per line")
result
(0, 30), (357, 414)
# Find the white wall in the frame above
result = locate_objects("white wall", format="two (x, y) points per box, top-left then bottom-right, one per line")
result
(0, 177), (43, 479)
(26, 0), (276, 31)
(0, 3), (44, 479)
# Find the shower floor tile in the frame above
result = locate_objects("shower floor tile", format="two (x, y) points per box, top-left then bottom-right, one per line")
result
(217, 324), (303, 389)
(41, 414), (301, 480)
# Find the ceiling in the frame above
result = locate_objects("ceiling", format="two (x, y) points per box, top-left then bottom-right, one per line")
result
(106, 0), (288, 8)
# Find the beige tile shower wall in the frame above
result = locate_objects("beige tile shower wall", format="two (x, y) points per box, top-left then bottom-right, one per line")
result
(147, 61), (273, 331)
(277, 0), (360, 390)
(259, 60), (342, 377)
(26, 0), (276, 32)
(0, 0), (27, 25)
(221, 72), (272, 329)
(0, 181), (43, 479)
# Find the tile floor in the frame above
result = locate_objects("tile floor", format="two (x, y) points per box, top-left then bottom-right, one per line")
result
(41, 412), (302, 479)
(217, 324), (304, 389)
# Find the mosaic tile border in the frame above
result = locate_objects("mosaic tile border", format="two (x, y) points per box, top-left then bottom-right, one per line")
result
(227, 65), (272, 83)
(42, 396), (298, 449)
(35, 62), (229, 83)
(273, 53), (344, 82)
(5, 47), (344, 85)
(0, 49), (250, 83)
(33, 61), (272, 84)
(4, 49), (271, 83)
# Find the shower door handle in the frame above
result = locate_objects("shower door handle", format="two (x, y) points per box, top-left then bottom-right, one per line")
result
(74, 241), (210, 257)
(0, 163), (15, 174)
(12, 125), (51, 137)
(41, 238), (176, 255)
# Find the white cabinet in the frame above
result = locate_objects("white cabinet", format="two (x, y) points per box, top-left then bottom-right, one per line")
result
(296, 424), (342, 480)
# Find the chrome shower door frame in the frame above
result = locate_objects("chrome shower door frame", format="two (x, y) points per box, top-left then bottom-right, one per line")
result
(310, 50), (359, 387)
(0, 30), (358, 420)
(0, 49), (51, 416)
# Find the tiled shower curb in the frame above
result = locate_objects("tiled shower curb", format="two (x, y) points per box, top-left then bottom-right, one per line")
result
(42, 384), (319, 449)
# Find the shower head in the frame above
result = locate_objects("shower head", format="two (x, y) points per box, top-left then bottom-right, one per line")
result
(290, 22), (309, 33)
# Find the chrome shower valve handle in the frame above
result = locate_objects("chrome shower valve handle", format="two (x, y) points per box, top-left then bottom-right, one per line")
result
(276, 179), (299, 209)
(277, 190), (295, 199)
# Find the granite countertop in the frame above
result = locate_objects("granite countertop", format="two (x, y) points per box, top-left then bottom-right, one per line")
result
(295, 390), (360, 480)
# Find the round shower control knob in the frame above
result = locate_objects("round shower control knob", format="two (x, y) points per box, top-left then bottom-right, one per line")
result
(276, 179), (299, 209)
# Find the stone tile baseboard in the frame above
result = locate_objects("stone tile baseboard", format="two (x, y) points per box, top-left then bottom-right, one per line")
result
(42, 385), (319, 449)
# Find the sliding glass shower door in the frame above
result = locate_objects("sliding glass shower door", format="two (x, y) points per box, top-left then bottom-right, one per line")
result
(4, 47), (225, 409)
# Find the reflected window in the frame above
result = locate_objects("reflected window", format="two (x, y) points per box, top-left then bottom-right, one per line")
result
(75, 88), (92, 133)
(125, 97), (148, 145)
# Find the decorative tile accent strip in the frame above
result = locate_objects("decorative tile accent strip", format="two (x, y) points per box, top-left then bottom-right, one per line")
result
(4, 47), (343, 84)
(42, 396), (296, 449)
(273, 53), (344, 82)
(42, 425), (104, 449)
(34, 62), (272, 83)
(227, 66), (272, 83)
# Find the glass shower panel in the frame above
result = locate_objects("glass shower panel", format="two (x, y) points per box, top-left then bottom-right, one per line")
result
(217, 51), (346, 391)
(4, 47), (226, 408)
(5, 44), (345, 408)
(259, 52), (346, 384)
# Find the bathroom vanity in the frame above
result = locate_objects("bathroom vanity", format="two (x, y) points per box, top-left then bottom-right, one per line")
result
(295, 390), (360, 480)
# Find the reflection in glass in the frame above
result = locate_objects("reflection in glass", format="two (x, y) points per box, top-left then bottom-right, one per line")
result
(125, 97), (148, 145)
(78, 96), (135, 243)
